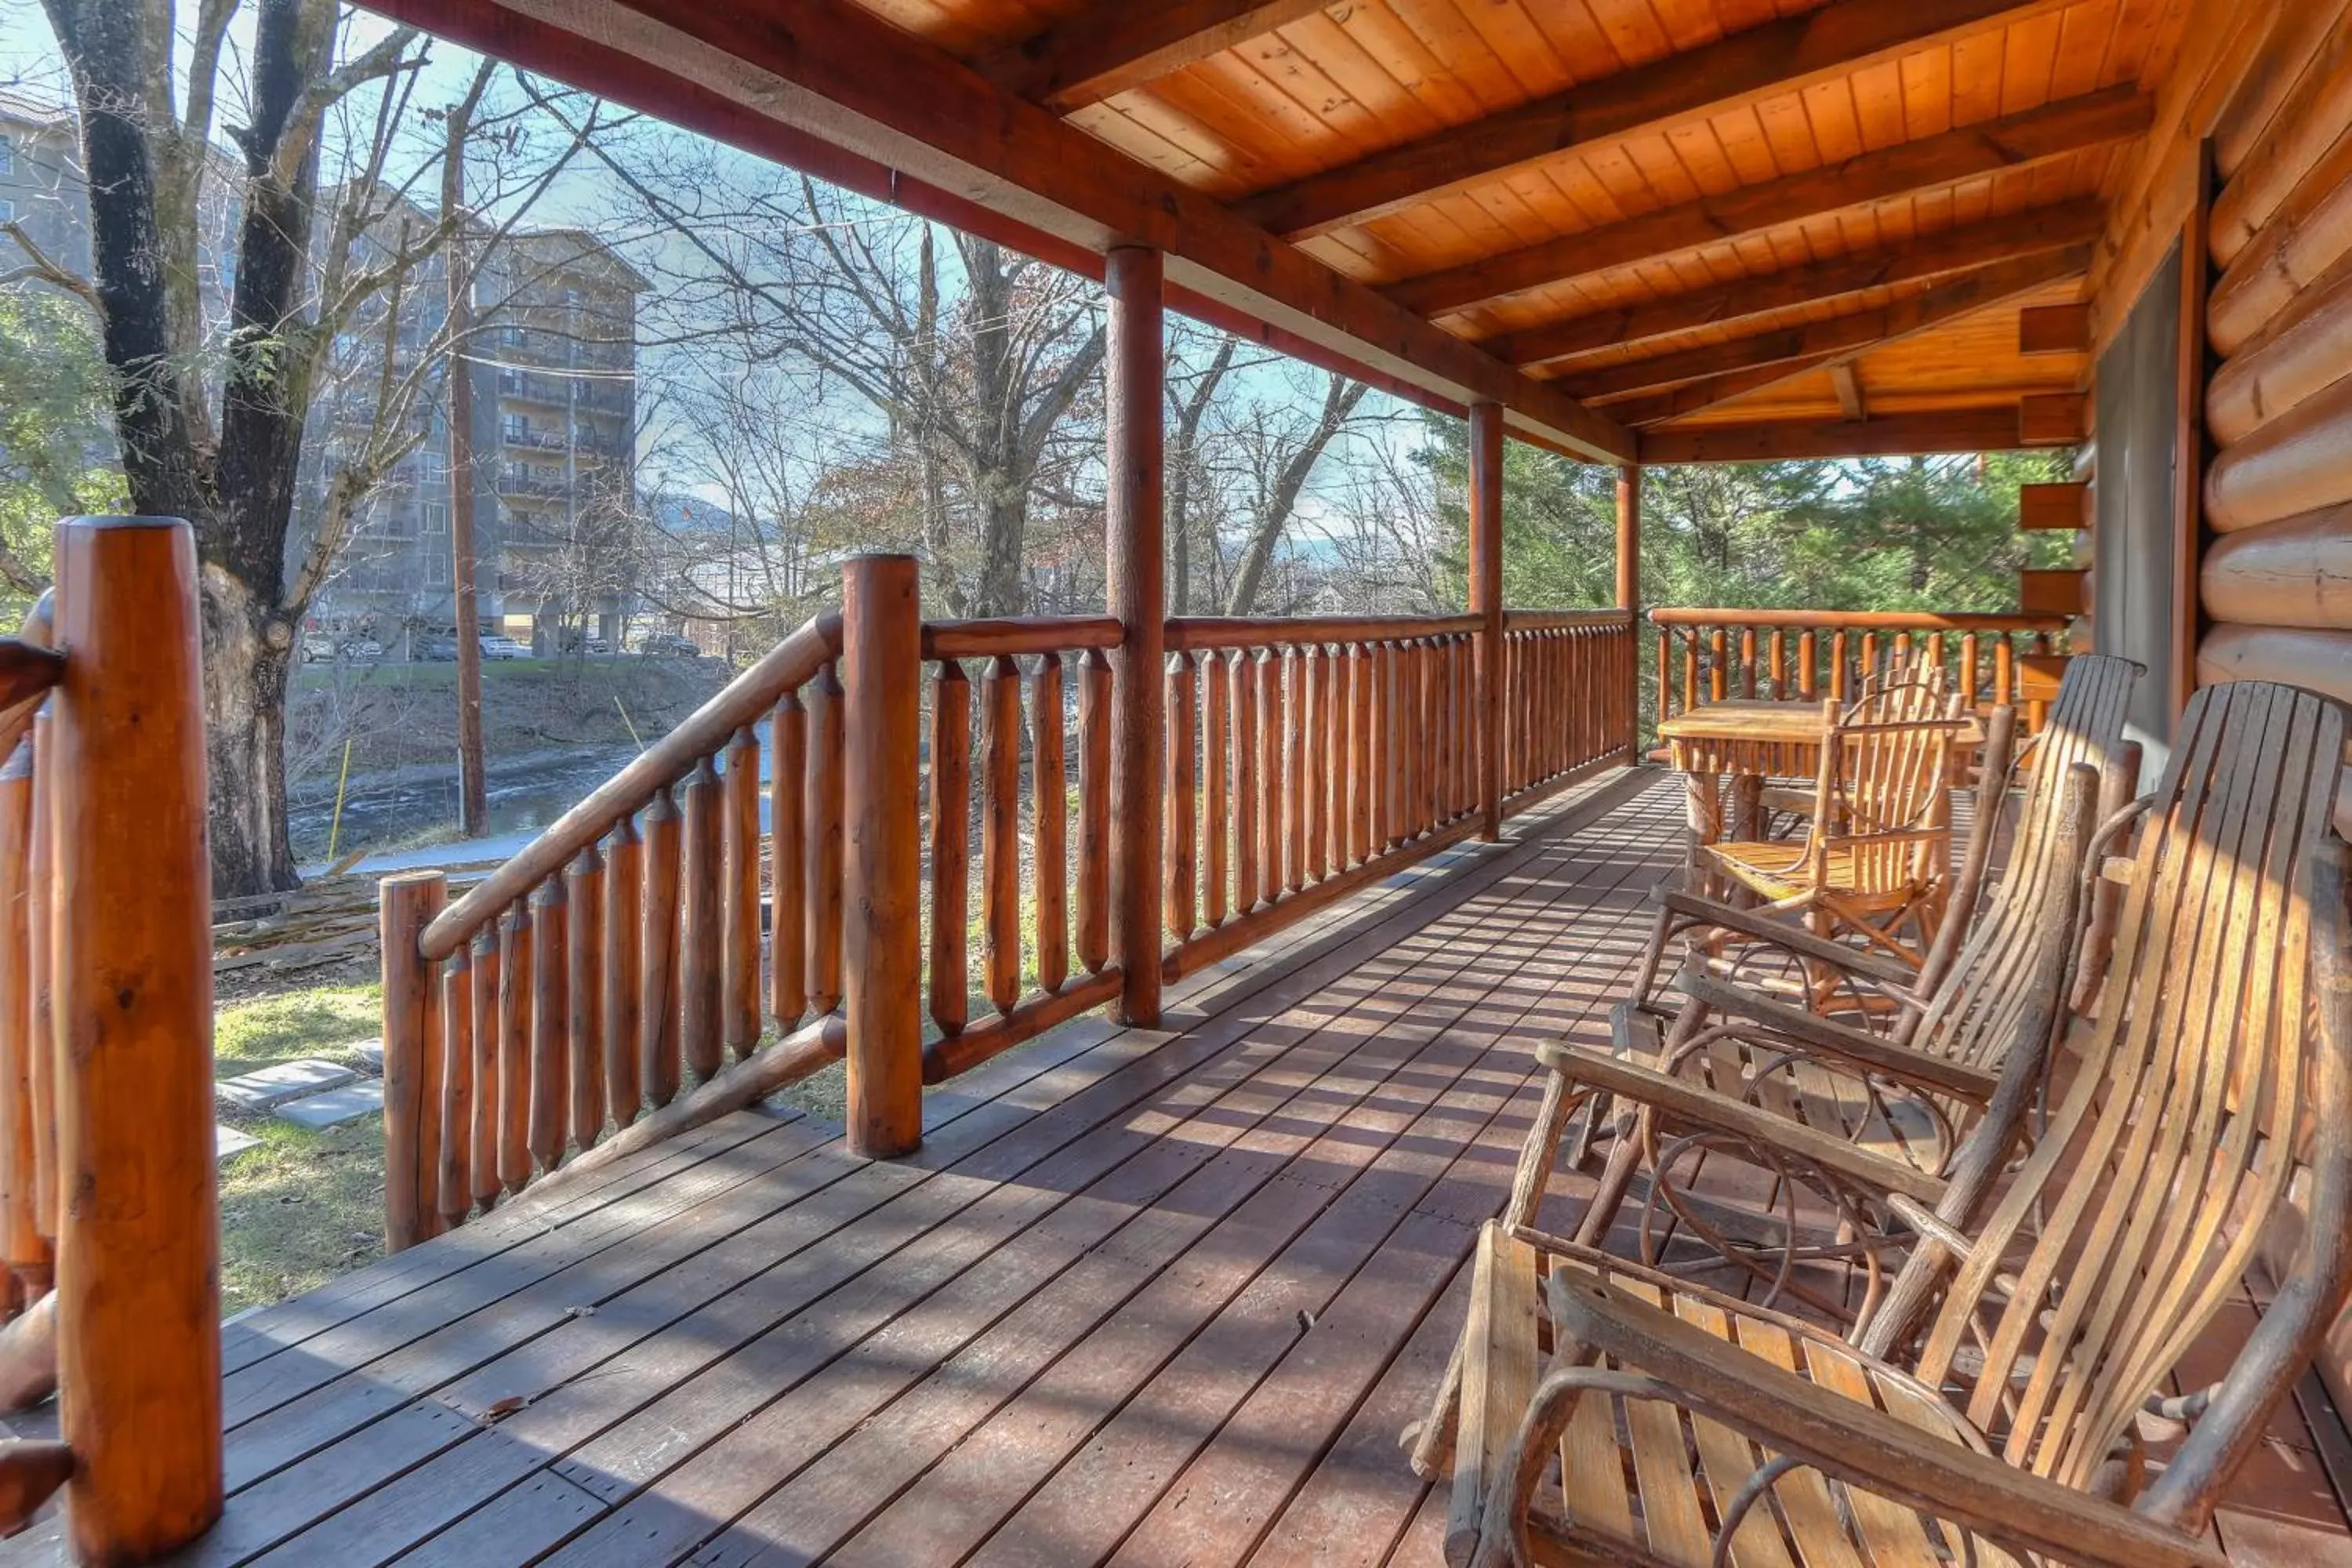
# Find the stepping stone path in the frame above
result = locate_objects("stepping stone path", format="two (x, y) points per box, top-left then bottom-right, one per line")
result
(215, 1124), (260, 1163)
(216, 1059), (354, 1113)
(274, 1082), (383, 1130)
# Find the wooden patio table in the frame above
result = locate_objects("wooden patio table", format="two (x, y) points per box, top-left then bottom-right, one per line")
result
(1657, 696), (1985, 846)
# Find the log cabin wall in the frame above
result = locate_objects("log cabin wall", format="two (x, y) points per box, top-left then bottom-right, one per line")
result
(2197, 9), (2352, 833)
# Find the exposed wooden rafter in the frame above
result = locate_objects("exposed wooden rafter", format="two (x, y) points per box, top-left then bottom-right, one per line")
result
(1640, 408), (2034, 463)
(1476, 201), (2102, 369)
(1562, 246), (2089, 404)
(1236, 0), (2069, 241)
(1831, 365), (1868, 421)
(1385, 86), (2153, 319)
(972, 0), (1330, 114)
(364, 0), (1635, 462)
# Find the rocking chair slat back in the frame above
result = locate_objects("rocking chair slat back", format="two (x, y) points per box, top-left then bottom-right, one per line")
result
(1910, 652), (2138, 1078)
(1913, 678), (2352, 1501)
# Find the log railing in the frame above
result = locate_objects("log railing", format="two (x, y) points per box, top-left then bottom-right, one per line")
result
(379, 607), (851, 1250)
(1650, 608), (2071, 735)
(1501, 610), (1638, 804)
(380, 566), (1646, 1247)
(0, 519), (219, 1559)
(916, 615), (1126, 1083)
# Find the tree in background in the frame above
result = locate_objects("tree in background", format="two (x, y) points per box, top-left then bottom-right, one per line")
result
(0, 288), (122, 599)
(29, 0), (603, 893)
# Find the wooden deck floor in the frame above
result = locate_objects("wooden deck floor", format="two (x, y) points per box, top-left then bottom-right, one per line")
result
(13, 768), (2352, 1566)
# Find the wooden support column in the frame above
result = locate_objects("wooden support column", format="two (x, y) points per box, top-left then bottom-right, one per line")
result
(1616, 463), (1642, 759)
(380, 869), (448, 1253)
(50, 517), (222, 1562)
(1107, 245), (1165, 1025)
(840, 554), (923, 1158)
(1469, 401), (1504, 840)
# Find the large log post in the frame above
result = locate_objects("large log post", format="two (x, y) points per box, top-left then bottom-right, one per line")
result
(380, 869), (449, 1252)
(1615, 463), (1642, 758)
(50, 516), (222, 1562)
(1469, 401), (1505, 840)
(1106, 245), (1166, 1025)
(840, 554), (923, 1157)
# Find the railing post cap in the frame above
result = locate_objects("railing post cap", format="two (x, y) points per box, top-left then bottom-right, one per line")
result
(56, 514), (192, 533)
(380, 869), (449, 892)
(839, 551), (918, 568)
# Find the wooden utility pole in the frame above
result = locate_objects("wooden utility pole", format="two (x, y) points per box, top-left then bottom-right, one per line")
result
(1616, 463), (1642, 758)
(1468, 401), (1504, 840)
(1106, 246), (1165, 1027)
(445, 111), (488, 837)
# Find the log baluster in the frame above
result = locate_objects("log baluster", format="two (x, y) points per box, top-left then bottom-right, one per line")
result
(604, 815), (642, 1127)
(929, 661), (971, 1036)
(565, 846), (606, 1149)
(469, 927), (500, 1212)
(721, 728), (761, 1062)
(680, 756), (722, 1082)
(528, 877), (570, 1173)
(1203, 649), (1229, 928)
(1033, 653), (1069, 993)
(806, 664), (846, 1014)
(1165, 652), (1197, 940)
(1959, 633), (1981, 710)
(1349, 641), (1373, 862)
(1708, 626), (1728, 702)
(25, 710), (51, 1245)
(1830, 630), (1851, 702)
(1231, 651), (1258, 911)
(0, 739), (41, 1291)
(1301, 646), (1326, 884)
(1258, 648), (1283, 907)
(639, 786), (683, 1111)
(1994, 636), (2016, 708)
(437, 950), (472, 1230)
(498, 900), (534, 1193)
(1325, 643), (1348, 867)
(768, 692), (807, 1029)
(1282, 645), (1305, 893)
(1076, 649), (1112, 970)
(982, 654), (1022, 1013)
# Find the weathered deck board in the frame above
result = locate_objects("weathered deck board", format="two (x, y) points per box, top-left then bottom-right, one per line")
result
(5, 765), (2342, 1566)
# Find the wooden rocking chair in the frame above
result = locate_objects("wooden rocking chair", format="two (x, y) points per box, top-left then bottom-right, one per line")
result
(1697, 672), (1970, 967)
(1428, 677), (2352, 1568)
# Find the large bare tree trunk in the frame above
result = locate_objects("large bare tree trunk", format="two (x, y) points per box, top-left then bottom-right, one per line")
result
(1225, 373), (1370, 615)
(201, 581), (299, 893)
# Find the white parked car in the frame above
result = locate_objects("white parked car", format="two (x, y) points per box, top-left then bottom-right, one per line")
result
(478, 634), (530, 660)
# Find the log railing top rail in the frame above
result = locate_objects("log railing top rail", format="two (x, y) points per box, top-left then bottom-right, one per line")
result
(1504, 608), (1638, 630)
(419, 612), (842, 960)
(921, 615), (1125, 659)
(1164, 612), (1484, 652)
(1650, 607), (2071, 633)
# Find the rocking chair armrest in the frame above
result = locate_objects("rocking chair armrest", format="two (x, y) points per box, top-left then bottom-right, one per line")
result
(1653, 887), (1920, 990)
(1678, 971), (1998, 1104)
(1538, 1270), (2229, 1568)
(1533, 1040), (1951, 1205)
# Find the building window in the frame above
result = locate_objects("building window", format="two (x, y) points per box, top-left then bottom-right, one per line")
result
(503, 413), (527, 442)
(0, 136), (13, 176)
(424, 550), (449, 586)
(417, 451), (444, 483)
(0, 199), (15, 225)
(499, 325), (526, 347)
(422, 503), (448, 535)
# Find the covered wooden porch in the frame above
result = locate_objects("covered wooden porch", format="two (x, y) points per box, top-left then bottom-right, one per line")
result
(5, 0), (2352, 1561)
(3, 775), (2344, 1566)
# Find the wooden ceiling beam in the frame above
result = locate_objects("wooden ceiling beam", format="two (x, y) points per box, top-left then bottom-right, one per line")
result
(363, 0), (1634, 463)
(1639, 408), (2034, 463)
(1562, 246), (2088, 402)
(1237, 0), (2069, 241)
(1477, 200), (2101, 368)
(1385, 86), (2152, 319)
(972, 1), (1331, 114)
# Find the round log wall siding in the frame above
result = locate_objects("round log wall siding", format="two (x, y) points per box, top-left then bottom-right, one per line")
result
(2201, 20), (2352, 835)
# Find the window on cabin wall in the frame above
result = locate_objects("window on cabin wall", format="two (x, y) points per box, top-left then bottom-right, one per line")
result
(2092, 238), (2182, 779)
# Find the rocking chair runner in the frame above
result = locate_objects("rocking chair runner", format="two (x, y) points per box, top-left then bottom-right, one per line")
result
(1695, 674), (1969, 966)
(1428, 677), (2352, 1568)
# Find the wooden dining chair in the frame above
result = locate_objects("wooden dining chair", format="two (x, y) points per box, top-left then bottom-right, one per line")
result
(1697, 671), (1971, 967)
(1428, 677), (2352, 1568)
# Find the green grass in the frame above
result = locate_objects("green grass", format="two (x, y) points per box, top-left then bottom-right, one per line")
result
(215, 982), (381, 1077)
(215, 980), (387, 1313)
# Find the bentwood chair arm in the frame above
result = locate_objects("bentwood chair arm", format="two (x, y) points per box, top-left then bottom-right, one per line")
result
(1654, 886), (1920, 991)
(1673, 971), (1999, 1104)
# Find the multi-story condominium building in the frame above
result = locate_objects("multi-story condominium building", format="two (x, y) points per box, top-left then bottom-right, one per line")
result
(314, 220), (645, 654)
(0, 94), (642, 655)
